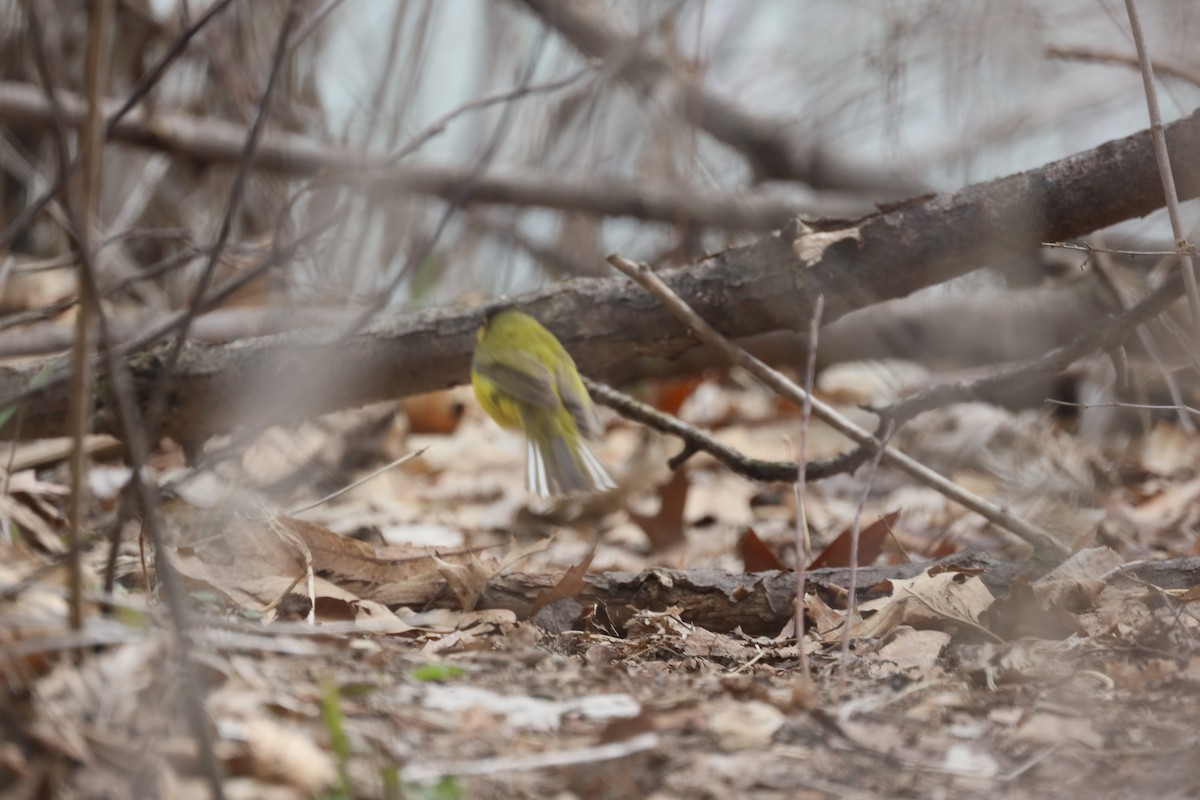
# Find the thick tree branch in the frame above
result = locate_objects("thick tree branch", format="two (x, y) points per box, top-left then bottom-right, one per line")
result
(2, 110), (1200, 444)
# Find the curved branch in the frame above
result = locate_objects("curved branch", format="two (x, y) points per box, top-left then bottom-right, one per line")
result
(0, 79), (811, 231)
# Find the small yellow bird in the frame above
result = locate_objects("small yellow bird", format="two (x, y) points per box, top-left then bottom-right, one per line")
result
(471, 308), (615, 497)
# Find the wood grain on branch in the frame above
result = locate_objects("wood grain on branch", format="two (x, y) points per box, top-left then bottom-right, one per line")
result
(2, 109), (1200, 444)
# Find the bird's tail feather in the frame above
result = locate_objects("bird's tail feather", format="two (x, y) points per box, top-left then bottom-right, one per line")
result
(527, 436), (615, 497)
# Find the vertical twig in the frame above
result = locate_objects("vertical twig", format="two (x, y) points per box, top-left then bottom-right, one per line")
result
(1089, 237), (1194, 432)
(142, 0), (303, 441)
(793, 294), (822, 678)
(24, 2), (228, 797)
(287, 0), (349, 51)
(344, 26), (550, 333)
(838, 419), (892, 681)
(1124, 0), (1200, 345)
(64, 0), (115, 649)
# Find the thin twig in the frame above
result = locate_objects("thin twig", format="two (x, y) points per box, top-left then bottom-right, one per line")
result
(1124, 0), (1200, 346)
(1043, 240), (1192, 257)
(383, 61), (598, 165)
(67, 0), (113, 651)
(794, 294), (823, 677)
(516, 0), (920, 194)
(343, 28), (550, 335)
(1047, 44), (1200, 89)
(1045, 398), (1200, 418)
(1088, 234), (1193, 431)
(0, 78), (824, 231)
(583, 374), (863, 482)
(606, 253), (1065, 559)
(287, 0), (349, 51)
(403, 733), (660, 782)
(0, 0), (238, 253)
(142, 0), (303, 445)
(877, 265), (1187, 433)
(584, 378), (791, 478)
(839, 420), (892, 681)
(286, 448), (427, 516)
(0, 210), (345, 418)
(23, 3), (227, 797)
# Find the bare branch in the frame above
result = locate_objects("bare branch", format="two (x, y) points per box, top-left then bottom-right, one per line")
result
(1047, 45), (1200, 90)
(0, 78), (811, 231)
(1123, 0), (1200, 348)
(605, 252), (1064, 558)
(515, 0), (923, 194)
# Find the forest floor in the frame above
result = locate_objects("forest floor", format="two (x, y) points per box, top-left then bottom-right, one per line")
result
(4, 369), (1200, 799)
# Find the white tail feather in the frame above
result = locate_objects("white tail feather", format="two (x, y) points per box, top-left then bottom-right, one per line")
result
(525, 436), (614, 497)
(527, 439), (550, 497)
(578, 441), (616, 491)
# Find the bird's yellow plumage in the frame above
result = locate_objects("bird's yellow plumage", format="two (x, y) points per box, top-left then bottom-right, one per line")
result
(471, 309), (614, 497)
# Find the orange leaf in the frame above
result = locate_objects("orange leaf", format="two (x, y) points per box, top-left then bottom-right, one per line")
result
(531, 548), (595, 615)
(650, 376), (707, 416)
(741, 527), (786, 572)
(629, 470), (689, 551)
(808, 510), (900, 570)
(401, 390), (466, 434)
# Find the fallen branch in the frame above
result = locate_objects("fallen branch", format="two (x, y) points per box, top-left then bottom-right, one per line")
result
(479, 551), (1018, 635)
(2, 111), (1199, 444)
(476, 554), (1200, 635)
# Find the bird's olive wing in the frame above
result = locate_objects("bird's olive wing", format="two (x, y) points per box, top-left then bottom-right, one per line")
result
(473, 350), (559, 410)
(556, 364), (602, 439)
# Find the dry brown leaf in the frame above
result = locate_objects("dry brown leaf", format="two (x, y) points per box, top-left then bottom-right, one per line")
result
(1013, 711), (1104, 749)
(803, 593), (844, 638)
(1127, 476), (1200, 532)
(242, 424), (332, 488)
(166, 509), (475, 619)
(0, 562), (72, 664)
(1168, 584), (1200, 603)
(624, 606), (690, 639)
(740, 527), (786, 572)
(807, 510), (899, 570)
(710, 700), (785, 751)
(435, 553), (494, 612)
(1031, 546), (1122, 612)
(846, 569), (996, 641)
(240, 717), (337, 793)
(870, 627), (951, 678)
(649, 376), (708, 416)
(628, 469), (689, 551)
(0, 435), (121, 473)
(401, 389), (468, 434)
(2, 470), (68, 553)
(677, 626), (757, 660)
(1134, 420), (1200, 477)
(531, 548), (595, 615)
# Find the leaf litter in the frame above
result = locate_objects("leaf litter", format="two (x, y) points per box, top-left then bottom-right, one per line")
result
(4, 377), (1200, 798)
